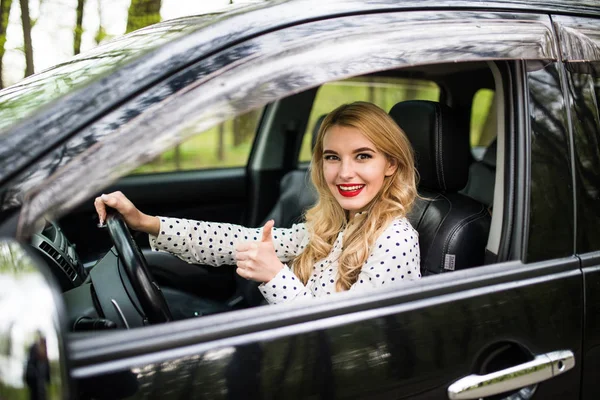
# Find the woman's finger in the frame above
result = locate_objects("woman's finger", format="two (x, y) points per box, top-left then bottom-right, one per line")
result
(236, 267), (251, 280)
(94, 196), (107, 225)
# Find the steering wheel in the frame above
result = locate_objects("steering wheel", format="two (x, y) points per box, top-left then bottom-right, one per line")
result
(105, 210), (172, 324)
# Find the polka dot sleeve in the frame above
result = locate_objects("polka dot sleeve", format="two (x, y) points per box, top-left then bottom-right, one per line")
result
(148, 217), (309, 266)
(349, 218), (421, 292)
(258, 265), (312, 305)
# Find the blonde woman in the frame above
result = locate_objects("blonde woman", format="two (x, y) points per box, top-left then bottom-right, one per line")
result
(95, 102), (421, 304)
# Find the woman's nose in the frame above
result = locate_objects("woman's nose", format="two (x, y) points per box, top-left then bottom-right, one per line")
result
(339, 160), (355, 179)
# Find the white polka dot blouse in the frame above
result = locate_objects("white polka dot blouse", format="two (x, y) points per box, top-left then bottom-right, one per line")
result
(149, 216), (421, 305)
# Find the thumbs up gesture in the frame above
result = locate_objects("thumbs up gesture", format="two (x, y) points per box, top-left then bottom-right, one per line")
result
(235, 220), (284, 282)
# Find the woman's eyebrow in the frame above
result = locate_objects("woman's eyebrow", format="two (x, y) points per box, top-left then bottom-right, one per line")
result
(323, 147), (376, 154)
(353, 147), (376, 153)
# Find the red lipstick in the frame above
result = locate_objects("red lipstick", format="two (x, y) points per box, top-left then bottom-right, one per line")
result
(337, 184), (365, 197)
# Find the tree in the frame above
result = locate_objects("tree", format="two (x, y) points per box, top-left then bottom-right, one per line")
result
(19, 0), (33, 77)
(0, 0), (13, 88)
(94, 0), (106, 45)
(73, 0), (85, 55)
(125, 0), (161, 34)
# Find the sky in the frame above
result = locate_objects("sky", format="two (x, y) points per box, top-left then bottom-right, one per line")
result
(3, 0), (263, 86)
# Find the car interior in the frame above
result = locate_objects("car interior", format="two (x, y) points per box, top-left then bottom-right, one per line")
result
(28, 60), (505, 329)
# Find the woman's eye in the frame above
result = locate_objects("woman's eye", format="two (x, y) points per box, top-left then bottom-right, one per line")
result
(357, 153), (372, 160)
(324, 155), (339, 161)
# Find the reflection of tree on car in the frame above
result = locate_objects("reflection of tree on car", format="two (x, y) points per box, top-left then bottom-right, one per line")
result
(24, 331), (50, 400)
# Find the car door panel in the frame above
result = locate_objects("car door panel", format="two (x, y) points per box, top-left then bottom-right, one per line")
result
(552, 15), (600, 400)
(581, 252), (600, 400)
(70, 260), (582, 399)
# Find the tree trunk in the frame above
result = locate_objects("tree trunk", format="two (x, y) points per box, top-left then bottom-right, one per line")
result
(174, 144), (181, 169)
(94, 0), (105, 45)
(218, 123), (225, 161)
(126, 0), (161, 34)
(368, 78), (375, 103)
(19, 0), (33, 77)
(73, 0), (85, 55)
(233, 110), (260, 147)
(0, 0), (13, 88)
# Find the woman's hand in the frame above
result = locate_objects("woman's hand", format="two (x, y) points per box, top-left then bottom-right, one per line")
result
(94, 191), (160, 236)
(235, 220), (284, 283)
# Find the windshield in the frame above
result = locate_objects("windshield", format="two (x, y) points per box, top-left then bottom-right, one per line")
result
(0, 14), (219, 134)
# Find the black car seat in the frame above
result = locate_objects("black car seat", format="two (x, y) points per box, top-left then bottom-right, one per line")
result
(389, 100), (491, 275)
(264, 115), (325, 228)
(461, 138), (497, 209)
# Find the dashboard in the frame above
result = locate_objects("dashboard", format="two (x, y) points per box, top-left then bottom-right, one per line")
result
(29, 219), (230, 329)
(30, 220), (147, 330)
(30, 221), (86, 291)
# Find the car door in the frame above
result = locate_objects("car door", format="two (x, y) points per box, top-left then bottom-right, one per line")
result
(21, 9), (582, 400)
(552, 14), (600, 400)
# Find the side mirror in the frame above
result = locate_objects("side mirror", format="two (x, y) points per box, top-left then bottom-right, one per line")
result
(0, 240), (69, 399)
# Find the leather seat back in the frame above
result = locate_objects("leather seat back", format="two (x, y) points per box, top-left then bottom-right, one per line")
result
(461, 138), (497, 208)
(266, 114), (324, 227)
(389, 100), (491, 274)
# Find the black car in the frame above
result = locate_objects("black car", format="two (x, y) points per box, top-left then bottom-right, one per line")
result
(1, 0), (600, 399)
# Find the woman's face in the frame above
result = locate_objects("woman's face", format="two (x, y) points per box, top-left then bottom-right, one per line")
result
(322, 125), (397, 218)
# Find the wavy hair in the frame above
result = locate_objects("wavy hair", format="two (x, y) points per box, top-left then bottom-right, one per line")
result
(292, 102), (417, 291)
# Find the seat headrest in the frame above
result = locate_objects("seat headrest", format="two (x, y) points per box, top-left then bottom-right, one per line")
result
(389, 100), (470, 192)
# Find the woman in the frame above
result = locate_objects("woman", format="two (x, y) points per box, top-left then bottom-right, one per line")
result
(95, 102), (421, 304)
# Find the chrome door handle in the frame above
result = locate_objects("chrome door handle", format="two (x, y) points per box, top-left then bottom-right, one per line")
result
(447, 350), (574, 400)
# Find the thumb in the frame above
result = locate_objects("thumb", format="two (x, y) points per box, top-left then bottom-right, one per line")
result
(261, 219), (274, 243)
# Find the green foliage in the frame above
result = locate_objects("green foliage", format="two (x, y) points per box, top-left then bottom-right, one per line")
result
(0, 377), (62, 400)
(126, 0), (162, 33)
(298, 78), (440, 162)
(133, 78), (496, 174)
(470, 88), (495, 147)
(133, 119), (256, 174)
(94, 25), (107, 45)
(0, 0), (13, 49)
(0, 242), (37, 274)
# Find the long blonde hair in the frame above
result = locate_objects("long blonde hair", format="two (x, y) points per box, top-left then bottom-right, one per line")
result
(293, 102), (417, 291)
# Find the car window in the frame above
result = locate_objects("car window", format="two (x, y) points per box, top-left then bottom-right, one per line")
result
(298, 77), (440, 162)
(526, 62), (574, 262)
(560, 62), (600, 254)
(470, 88), (496, 160)
(131, 109), (262, 173)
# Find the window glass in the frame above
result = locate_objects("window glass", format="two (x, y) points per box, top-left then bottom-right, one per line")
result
(132, 109), (262, 174)
(470, 89), (495, 160)
(564, 62), (600, 253)
(526, 62), (574, 262)
(298, 77), (439, 162)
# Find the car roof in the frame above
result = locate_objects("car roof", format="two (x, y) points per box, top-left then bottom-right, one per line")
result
(0, 0), (597, 189)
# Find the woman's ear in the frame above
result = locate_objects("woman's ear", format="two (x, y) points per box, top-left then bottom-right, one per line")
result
(385, 158), (398, 177)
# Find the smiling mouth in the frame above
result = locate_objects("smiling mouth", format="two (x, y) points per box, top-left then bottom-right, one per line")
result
(337, 184), (365, 197)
